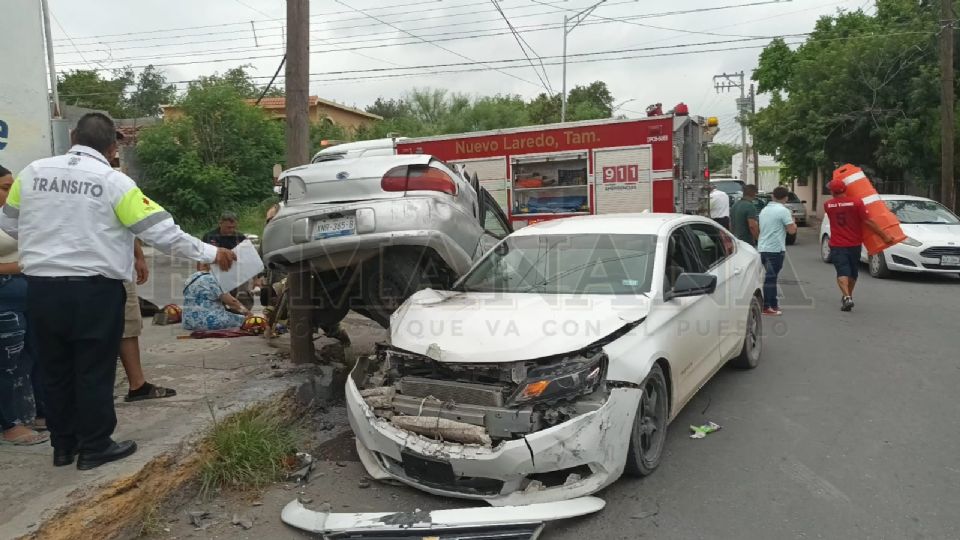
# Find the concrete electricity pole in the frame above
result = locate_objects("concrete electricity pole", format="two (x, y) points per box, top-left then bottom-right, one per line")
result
(751, 83), (760, 187)
(713, 71), (750, 182)
(286, 0), (316, 364)
(940, 0), (956, 211)
(561, 0), (607, 122)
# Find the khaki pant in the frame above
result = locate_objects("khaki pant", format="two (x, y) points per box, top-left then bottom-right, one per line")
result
(122, 281), (142, 339)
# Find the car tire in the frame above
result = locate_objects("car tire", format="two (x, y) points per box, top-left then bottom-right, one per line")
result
(821, 236), (832, 263)
(868, 253), (892, 279)
(361, 252), (429, 328)
(729, 295), (762, 369)
(624, 364), (669, 477)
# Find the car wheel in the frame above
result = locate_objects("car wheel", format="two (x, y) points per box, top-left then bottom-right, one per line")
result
(729, 295), (762, 369)
(868, 253), (891, 279)
(821, 236), (832, 263)
(624, 364), (668, 477)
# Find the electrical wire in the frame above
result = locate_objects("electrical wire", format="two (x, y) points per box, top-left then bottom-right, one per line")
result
(331, 0), (547, 91)
(490, 0), (553, 93)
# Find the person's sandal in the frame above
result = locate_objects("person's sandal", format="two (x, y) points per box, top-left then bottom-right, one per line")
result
(1, 427), (49, 446)
(124, 382), (177, 402)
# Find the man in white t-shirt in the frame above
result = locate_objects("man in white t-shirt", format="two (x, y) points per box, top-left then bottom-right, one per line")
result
(709, 184), (731, 229)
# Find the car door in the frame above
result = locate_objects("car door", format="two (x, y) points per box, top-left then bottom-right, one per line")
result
(686, 222), (744, 361)
(474, 189), (512, 259)
(649, 225), (721, 406)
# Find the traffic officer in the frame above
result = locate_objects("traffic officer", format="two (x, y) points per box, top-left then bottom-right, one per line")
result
(0, 113), (236, 470)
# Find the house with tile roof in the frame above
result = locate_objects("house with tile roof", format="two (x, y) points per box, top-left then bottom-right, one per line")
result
(161, 96), (381, 132)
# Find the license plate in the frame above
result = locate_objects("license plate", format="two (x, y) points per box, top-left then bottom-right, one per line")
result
(942, 255), (960, 266)
(313, 216), (355, 240)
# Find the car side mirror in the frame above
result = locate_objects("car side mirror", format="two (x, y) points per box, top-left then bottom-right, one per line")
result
(665, 273), (717, 301)
(801, 200), (807, 204)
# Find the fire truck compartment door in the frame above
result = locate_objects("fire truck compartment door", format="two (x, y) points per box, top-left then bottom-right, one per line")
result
(593, 145), (653, 214)
(449, 156), (509, 213)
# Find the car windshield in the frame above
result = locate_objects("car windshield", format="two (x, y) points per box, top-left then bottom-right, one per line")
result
(786, 192), (801, 203)
(458, 234), (657, 295)
(885, 200), (960, 224)
(711, 181), (744, 194)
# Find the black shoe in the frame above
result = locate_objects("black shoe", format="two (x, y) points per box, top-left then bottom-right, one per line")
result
(76, 440), (137, 471)
(53, 447), (78, 467)
(841, 296), (855, 312)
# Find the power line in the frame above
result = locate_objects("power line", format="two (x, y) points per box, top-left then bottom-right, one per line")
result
(332, 0), (547, 91)
(490, 0), (553, 93)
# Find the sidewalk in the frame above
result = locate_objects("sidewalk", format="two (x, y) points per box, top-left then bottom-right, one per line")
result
(0, 308), (384, 540)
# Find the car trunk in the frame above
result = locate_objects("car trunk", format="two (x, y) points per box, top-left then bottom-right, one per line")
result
(284, 172), (405, 206)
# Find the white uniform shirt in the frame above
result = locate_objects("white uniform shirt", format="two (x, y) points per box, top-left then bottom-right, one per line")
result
(709, 188), (730, 219)
(0, 145), (217, 280)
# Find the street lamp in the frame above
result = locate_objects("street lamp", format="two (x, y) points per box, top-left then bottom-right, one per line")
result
(612, 98), (638, 114)
(561, 0), (607, 122)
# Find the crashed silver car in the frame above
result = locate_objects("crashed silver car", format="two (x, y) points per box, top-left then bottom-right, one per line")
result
(262, 154), (511, 327)
(347, 214), (764, 506)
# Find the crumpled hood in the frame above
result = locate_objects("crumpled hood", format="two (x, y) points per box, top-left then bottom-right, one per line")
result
(388, 289), (650, 363)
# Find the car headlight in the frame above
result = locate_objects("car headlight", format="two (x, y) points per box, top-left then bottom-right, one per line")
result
(508, 352), (606, 405)
(900, 237), (923, 247)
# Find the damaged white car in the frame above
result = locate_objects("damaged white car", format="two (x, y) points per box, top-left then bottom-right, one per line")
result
(347, 214), (763, 506)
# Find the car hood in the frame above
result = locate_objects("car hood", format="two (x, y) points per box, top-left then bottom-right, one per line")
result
(900, 223), (960, 244)
(388, 289), (651, 363)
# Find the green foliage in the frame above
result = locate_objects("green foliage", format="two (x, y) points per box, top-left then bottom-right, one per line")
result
(127, 66), (177, 117)
(58, 69), (134, 117)
(192, 66), (262, 98)
(199, 406), (297, 496)
(708, 143), (741, 174)
(751, 0), (949, 187)
(137, 81), (283, 219)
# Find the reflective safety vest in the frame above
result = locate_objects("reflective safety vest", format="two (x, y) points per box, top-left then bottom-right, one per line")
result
(0, 145), (216, 279)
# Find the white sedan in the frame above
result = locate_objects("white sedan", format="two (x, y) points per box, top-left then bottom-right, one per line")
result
(820, 195), (960, 278)
(345, 213), (764, 506)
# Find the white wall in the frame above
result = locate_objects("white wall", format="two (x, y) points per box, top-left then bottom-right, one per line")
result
(0, 0), (52, 174)
(731, 153), (781, 192)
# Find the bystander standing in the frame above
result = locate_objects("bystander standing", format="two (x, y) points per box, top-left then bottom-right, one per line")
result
(709, 184), (731, 229)
(730, 184), (760, 246)
(757, 186), (798, 315)
(0, 113), (235, 470)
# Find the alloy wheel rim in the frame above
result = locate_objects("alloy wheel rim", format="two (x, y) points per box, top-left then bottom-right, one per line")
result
(822, 238), (831, 260)
(638, 378), (664, 461)
(870, 255), (880, 274)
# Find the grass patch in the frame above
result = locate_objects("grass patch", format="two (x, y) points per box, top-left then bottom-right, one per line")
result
(137, 501), (164, 537)
(199, 405), (298, 497)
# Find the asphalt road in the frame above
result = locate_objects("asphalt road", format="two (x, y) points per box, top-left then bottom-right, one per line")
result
(147, 227), (960, 540)
(547, 227), (960, 540)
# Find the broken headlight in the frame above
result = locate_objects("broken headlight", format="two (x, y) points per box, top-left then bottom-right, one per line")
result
(507, 352), (606, 406)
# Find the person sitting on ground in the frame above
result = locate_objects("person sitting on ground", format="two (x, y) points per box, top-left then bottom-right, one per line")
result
(182, 263), (252, 331)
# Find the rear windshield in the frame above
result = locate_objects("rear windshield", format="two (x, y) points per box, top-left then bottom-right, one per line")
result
(786, 192), (801, 203)
(712, 181), (744, 194)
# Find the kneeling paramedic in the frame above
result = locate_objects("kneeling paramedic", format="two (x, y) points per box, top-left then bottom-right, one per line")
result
(0, 113), (236, 470)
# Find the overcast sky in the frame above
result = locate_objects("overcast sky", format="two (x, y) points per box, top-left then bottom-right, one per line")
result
(47, 0), (872, 144)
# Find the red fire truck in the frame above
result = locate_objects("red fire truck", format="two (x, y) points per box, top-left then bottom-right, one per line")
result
(395, 110), (718, 228)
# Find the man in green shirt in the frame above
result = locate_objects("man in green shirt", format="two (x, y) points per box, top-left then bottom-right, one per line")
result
(730, 184), (760, 246)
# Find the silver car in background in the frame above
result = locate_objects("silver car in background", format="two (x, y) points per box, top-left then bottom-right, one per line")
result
(262, 154), (512, 327)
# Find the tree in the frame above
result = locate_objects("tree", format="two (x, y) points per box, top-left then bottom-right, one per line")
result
(58, 69), (133, 117)
(137, 82), (283, 218)
(708, 143), (741, 174)
(750, 0), (949, 191)
(366, 97), (411, 119)
(126, 65), (177, 117)
(566, 81), (614, 121)
(192, 66), (261, 98)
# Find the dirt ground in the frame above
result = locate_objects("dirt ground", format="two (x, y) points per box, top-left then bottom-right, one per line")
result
(141, 401), (476, 540)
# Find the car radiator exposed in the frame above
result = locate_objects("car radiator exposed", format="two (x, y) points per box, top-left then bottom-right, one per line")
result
(353, 344), (608, 446)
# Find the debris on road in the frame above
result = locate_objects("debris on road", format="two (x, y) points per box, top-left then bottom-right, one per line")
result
(231, 513), (254, 530)
(689, 421), (722, 439)
(280, 496), (606, 536)
(285, 452), (315, 483)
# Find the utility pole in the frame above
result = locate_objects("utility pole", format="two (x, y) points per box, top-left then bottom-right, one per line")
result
(713, 71), (750, 182)
(751, 83), (760, 187)
(940, 0), (956, 211)
(40, 0), (59, 118)
(561, 0), (607, 122)
(286, 0), (315, 364)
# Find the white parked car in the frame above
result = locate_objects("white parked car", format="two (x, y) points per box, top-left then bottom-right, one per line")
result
(346, 213), (764, 506)
(820, 195), (960, 278)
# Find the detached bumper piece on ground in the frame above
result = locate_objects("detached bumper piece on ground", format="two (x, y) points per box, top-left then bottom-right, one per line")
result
(280, 496), (605, 539)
